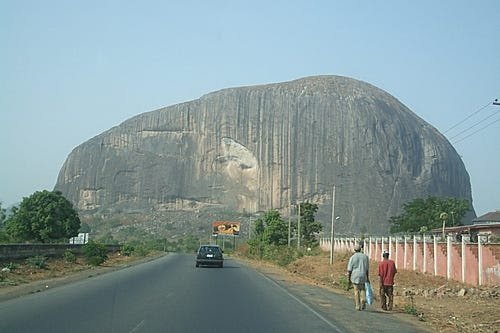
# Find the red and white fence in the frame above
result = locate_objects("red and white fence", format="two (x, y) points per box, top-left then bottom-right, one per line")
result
(320, 236), (500, 286)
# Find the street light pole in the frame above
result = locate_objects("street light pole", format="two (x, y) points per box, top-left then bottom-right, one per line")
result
(330, 185), (336, 265)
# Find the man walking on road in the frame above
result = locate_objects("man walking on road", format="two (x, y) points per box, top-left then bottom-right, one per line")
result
(347, 244), (370, 310)
(378, 249), (397, 311)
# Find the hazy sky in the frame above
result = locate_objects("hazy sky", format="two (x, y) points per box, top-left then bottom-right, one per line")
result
(1, 1), (499, 216)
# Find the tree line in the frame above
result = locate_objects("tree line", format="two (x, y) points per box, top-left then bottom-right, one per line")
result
(389, 197), (471, 233)
(0, 189), (472, 247)
(246, 202), (322, 265)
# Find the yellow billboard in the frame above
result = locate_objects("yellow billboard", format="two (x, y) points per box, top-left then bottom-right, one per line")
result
(213, 221), (240, 235)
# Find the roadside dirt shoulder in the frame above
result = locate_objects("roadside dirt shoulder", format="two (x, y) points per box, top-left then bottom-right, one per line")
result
(236, 251), (499, 333)
(0, 252), (166, 302)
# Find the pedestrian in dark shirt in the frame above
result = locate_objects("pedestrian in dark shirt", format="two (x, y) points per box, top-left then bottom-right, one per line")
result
(378, 249), (397, 311)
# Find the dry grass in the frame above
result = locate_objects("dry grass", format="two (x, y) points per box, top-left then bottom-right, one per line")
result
(286, 250), (499, 333)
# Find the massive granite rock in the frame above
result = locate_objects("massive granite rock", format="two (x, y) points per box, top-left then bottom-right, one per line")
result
(54, 75), (473, 233)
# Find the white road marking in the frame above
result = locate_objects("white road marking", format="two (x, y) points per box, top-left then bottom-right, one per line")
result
(258, 271), (346, 333)
(129, 319), (145, 333)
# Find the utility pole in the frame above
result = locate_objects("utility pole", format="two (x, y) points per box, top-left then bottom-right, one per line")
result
(288, 203), (291, 247)
(297, 203), (301, 250)
(330, 185), (336, 265)
(249, 216), (252, 239)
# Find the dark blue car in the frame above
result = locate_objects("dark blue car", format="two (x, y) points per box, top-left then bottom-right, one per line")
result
(195, 245), (224, 268)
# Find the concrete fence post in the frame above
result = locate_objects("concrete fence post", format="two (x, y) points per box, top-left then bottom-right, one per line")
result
(413, 235), (417, 271)
(389, 236), (392, 258)
(404, 236), (408, 270)
(376, 238), (379, 260)
(369, 237), (372, 259)
(395, 237), (399, 269)
(461, 236), (466, 283)
(423, 234), (427, 274)
(381, 238), (384, 260)
(433, 235), (438, 276)
(447, 235), (452, 280)
(478, 235), (483, 286)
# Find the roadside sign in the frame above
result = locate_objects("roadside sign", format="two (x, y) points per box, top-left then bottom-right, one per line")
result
(212, 222), (240, 235)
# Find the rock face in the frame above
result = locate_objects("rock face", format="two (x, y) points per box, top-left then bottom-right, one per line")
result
(54, 76), (473, 233)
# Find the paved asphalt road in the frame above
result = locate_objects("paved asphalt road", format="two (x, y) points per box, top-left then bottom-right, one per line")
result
(0, 253), (427, 333)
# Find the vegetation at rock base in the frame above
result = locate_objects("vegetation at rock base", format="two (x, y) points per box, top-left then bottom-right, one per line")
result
(0, 202), (6, 226)
(246, 207), (321, 266)
(26, 255), (48, 269)
(0, 202), (11, 243)
(4, 191), (80, 243)
(296, 202), (321, 248)
(83, 240), (108, 266)
(120, 244), (135, 256)
(255, 210), (288, 246)
(63, 250), (77, 264)
(389, 197), (471, 233)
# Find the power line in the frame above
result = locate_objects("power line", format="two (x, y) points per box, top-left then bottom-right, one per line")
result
(452, 116), (500, 144)
(443, 101), (491, 134)
(448, 108), (500, 141)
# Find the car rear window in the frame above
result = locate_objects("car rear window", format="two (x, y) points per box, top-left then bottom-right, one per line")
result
(199, 246), (221, 254)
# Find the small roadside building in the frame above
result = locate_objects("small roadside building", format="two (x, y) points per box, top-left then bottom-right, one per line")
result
(472, 210), (500, 225)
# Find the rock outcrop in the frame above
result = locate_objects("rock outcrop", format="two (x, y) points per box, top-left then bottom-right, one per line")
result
(54, 75), (473, 233)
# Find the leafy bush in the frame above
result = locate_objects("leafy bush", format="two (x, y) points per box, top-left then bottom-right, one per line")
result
(133, 245), (149, 257)
(262, 244), (300, 266)
(405, 304), (418, 315)
(6, 262), (18, 271)
(26, 255), (48, 269)
(246, 240), (304, 267)
(63, 250), (77, 263)
(121, 244), (134, 256)
(83, 240), (108, 266)
(338, 275), (351, 291)
(489, 236), (500, 243)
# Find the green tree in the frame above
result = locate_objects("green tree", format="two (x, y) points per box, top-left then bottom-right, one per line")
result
(261, 210), (288, 246)
(298, 202), (321, 247)
(389, 197), (471, 233)
(0, 202), (6, 227)
(248, 210), (287, 260)
(0, 202), (10, 243)
(253, 218), (265, 238)
(5, 190), (80, 243)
